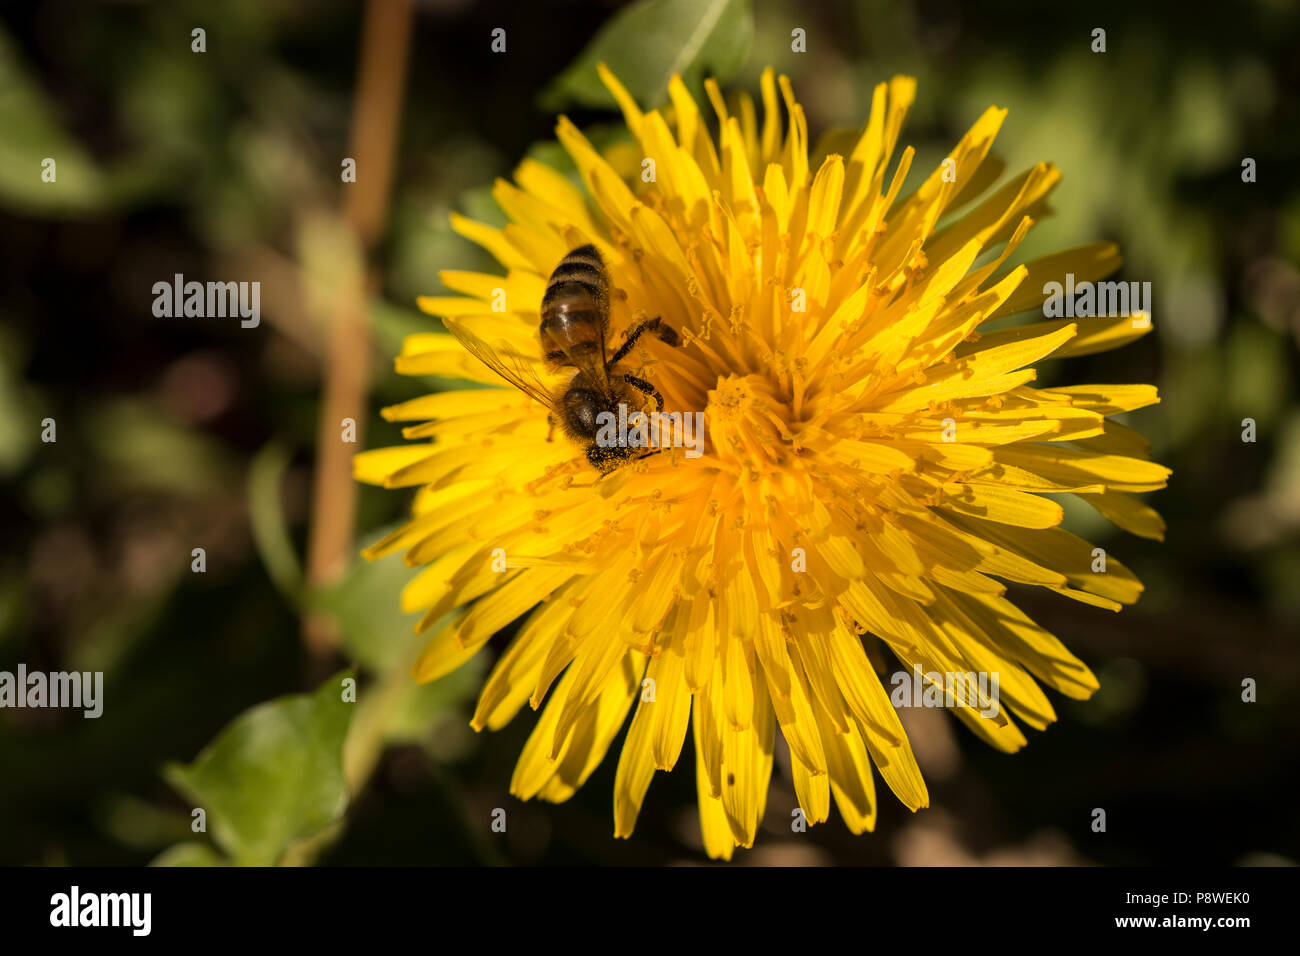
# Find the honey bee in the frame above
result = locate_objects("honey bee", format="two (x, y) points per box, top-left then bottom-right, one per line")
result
(445, 243), (679, 472)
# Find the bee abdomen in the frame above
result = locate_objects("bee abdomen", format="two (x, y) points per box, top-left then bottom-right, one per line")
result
(543, 246), (607, 305)
(545, 260), (603, 293)
(542, 278), (603, 313)
(540, 244), (610, 369)
(558, 243), (603, 271)
(541, 302), (603, 365)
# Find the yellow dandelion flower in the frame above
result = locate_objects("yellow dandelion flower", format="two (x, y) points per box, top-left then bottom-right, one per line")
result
(355, 65), (1168, 859)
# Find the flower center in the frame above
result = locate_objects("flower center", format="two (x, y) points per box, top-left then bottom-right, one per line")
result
(705, 373), (797, 472)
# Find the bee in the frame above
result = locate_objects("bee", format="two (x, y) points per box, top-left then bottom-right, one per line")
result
(445, 244), (679, 473)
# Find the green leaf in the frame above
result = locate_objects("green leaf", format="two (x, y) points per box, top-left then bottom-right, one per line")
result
(0, 325), (39, 477)
(150, 843), (230, 867)
(247, 441), (303, 602)
(310, 539), (485, 751)
(524, 124), (633, 180)
(540, 0), (754, 112)
(384, 663), (485, 745)
(460, 183), (508, 229)
(162, 671), (355, 866)
(310, 536), (423, 674)
(0, 26), (110, 214)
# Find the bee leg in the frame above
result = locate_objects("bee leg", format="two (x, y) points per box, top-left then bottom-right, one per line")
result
(546, 412), (557, 442)
(585, 444), (631, 474)
(650, 317), (680, 347)
(623, 373), (663, 411)
(585, 444), (657, 473)
(609, 316), (679, 367)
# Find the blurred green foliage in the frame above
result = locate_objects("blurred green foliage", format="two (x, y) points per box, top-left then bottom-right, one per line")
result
(541, 0), (754, 109)
(162, 671), (353, 866)
(0, 0), (1297, 867)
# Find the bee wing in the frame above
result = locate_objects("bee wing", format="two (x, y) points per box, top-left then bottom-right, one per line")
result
(443, 318), (557, 410)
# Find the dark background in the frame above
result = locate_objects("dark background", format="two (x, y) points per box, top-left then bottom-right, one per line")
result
(1, 0), (1297, 865)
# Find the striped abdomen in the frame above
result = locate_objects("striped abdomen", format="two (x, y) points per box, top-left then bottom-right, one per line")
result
(540, 244), (609, 370)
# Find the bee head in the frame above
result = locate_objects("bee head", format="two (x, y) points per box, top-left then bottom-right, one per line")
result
(561, 386), (604, 437)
